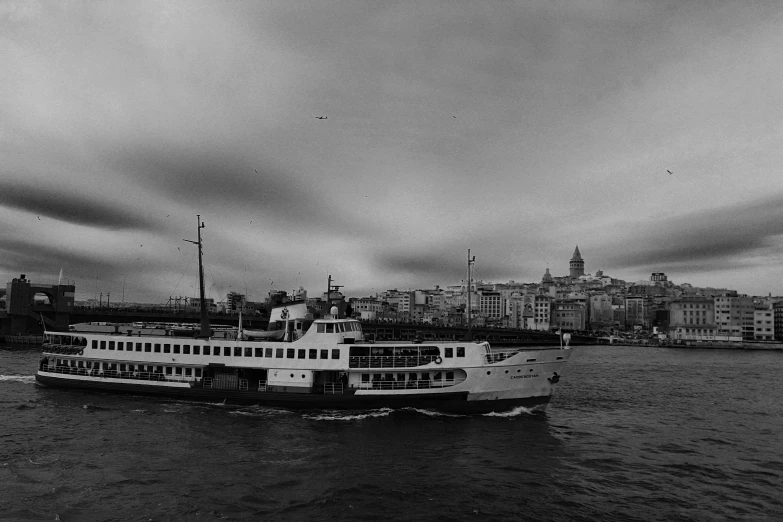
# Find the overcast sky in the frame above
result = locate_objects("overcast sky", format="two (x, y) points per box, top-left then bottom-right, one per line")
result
(2, 1), (782, 304)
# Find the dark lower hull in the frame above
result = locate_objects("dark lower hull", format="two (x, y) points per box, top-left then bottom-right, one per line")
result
(35, 374), (550, 414)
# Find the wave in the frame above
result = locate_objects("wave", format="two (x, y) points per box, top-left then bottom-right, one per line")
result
(483, 405), (535, 418)
(401, 407), (466, 418)
(0, 375), (36, 384)
(303, 408), (395, 421)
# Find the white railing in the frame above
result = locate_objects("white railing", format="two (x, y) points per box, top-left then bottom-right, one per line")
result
(357, 378), (458, 391)
(40, 364), (192, 383)
(484, 350), (522, 364)
(323, 382), (344, 394)
(258, 381), (267, 392)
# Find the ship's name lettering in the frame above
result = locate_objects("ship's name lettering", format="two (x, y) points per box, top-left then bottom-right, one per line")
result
(511, 374), (538, 379)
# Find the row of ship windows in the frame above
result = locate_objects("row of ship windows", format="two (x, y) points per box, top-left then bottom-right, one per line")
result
(92, 340), (341, 360)
(52, 359), (202, 377)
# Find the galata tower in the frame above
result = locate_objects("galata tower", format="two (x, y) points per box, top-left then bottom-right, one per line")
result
(569, 246), (585, 279)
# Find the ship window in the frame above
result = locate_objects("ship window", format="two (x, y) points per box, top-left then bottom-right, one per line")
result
(193, 345), (201, 355)
(255, 348), (263, 357)
(175, 367), (182, 375)
(309, 349), (317, 359)
(92, 340), (98, 349)
(195, 368), (202, 377)
(120, 364), (127, 372)
(165, 367), (172, 375)
(245, 347), (252, 357)
(298, 349), (306, 359)
(320, 349), (328, 359)
(317, 324), (325, 333)
(154, 344), (161, 353)
(265, 348), (273, 357)
(203, 346), (210, 355)
(136, 343), (142, 352)
(361, 374), (370, 382)
(332, 349), (340, 359)
(100, 341), (106, 350)
(445, 347), (453, 358)
(173, 345), (180, 354)
(286, 348), (295, 358)
(326, 324), (334, 333)
(276, 348), (284, 358)
(446, 372), (454, 381)
(145, 343), (152, 352)
(183, 345), (191, 355)
(457, 347), (465, 357)
(185, 368), (192, 377)
(117, 342), (123, 351)
(234, 346), (242, 356)
(109, 341), (115, 350)
(223, 346), (230, 356)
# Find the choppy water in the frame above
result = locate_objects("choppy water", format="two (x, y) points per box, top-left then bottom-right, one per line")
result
(1, 344), (781, 521)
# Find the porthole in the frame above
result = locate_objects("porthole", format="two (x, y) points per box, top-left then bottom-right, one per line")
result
(529, 368), (533, 372)
(504, 370), (509, 374)
(517, 369), (521, 373)
(486, 371), (491, 375)
(290, 373), (294, 378)
(302, 374), (306, 379)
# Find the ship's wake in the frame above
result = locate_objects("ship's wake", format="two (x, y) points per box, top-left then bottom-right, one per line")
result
(0, 375), (36, 384)
(303, 408), (395, 421)
(483, 405), (536, 418)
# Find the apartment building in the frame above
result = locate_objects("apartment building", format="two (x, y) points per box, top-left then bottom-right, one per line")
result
(714, 295), (755, 341)
(668, 297), (716, 340)
(754, 308), (774, 341)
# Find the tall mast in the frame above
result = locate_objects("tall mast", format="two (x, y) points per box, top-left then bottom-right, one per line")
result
(467, 249), (475, 340)
(185, 215), (211, 338)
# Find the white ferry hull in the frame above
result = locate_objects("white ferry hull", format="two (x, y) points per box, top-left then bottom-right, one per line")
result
(37, 320), (571, 414)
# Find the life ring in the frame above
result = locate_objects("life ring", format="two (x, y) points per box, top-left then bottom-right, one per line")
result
(434, 356), (442, 365)
(78, 349), (84, 356)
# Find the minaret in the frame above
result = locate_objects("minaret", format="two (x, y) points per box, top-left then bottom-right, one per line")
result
(569, 246), (585, 279)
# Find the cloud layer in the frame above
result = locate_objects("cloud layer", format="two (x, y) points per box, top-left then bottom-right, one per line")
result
(2, 1), (783, 301)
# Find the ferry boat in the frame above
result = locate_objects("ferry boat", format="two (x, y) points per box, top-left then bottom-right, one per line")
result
(35, 218), (572, 414)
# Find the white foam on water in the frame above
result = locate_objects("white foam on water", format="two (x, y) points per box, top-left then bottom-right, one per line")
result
(403, 407), (467, 418)
(482, 405), (534, 418)
(304, 407), (394, 421)
(0, 375), (36, 384)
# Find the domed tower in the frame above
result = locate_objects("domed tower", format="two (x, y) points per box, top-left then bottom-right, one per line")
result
(542, 268), (553, 284)
(569, 246), (585, 279)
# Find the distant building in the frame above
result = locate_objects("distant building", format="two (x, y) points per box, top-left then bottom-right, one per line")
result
(551, 301), (586, 331)
(714, 295), (755, 341)
(569, 246), (585, 279)
(668, 297), (716, 340)
(589, 294), (614, 330)
(773, 301), (783, 341)
(754, 307), (774, 341)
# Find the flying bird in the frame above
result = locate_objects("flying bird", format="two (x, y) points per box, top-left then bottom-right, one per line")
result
(315, 116), (327, 120)
(254, 169), (257, 173)
(667, 170), (673, 175)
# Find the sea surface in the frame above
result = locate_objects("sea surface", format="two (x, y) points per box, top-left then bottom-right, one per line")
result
(1, 344), (781, 522)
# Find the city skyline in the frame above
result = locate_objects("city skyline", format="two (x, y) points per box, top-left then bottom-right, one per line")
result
(2, 2), (783, 303)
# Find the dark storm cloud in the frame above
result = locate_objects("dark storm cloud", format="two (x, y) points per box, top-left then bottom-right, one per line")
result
(104, 143), (376, 236)
(0, 237), (116, 280)
(599, 195), (783, 271)
(372, 246), (529, 285)
(0, 181), (155, 230)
